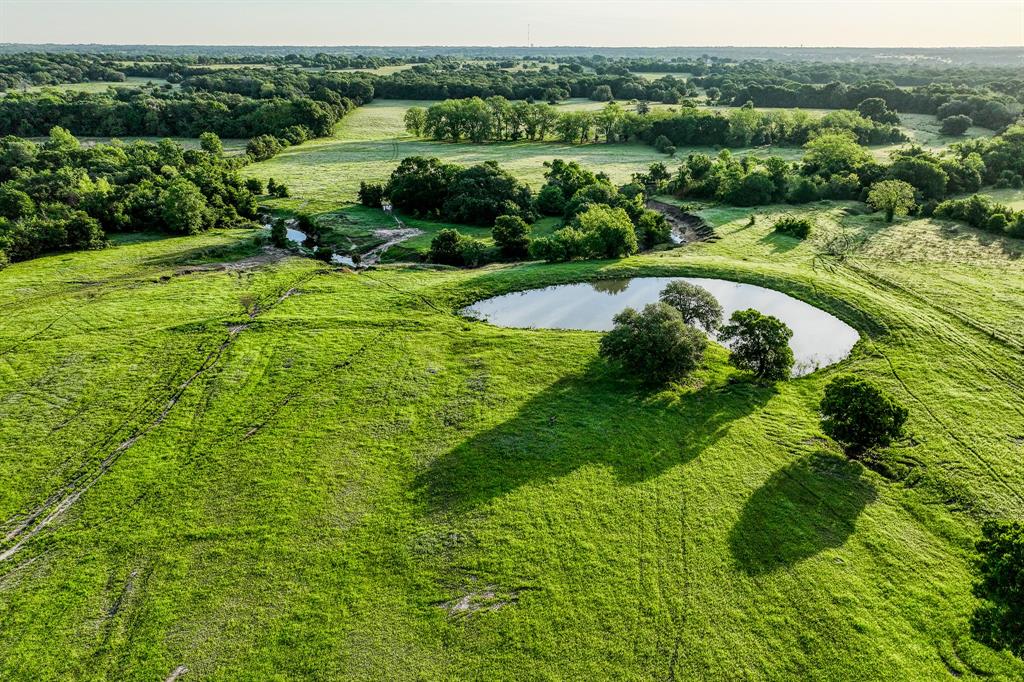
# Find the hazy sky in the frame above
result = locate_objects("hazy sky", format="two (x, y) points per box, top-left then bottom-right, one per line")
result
(2, 1), (1022, 47)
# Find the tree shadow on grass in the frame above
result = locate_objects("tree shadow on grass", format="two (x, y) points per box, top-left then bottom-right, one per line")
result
(758, 231), (802, 254)
(416, 360), (776, 514)
(729, 451), (877, 575)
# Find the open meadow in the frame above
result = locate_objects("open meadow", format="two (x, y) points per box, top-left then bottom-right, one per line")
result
(2, 191), (1024, 678)
(244, 99), (810, 208)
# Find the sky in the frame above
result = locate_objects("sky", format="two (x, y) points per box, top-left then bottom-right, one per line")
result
(1, 0), (1022, 48)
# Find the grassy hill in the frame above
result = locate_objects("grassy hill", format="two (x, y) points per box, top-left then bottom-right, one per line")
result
(2, 193), (1023, 678)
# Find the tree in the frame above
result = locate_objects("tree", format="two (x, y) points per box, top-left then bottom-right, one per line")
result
(819, 375), (908, 455)
(595, 102), (624, 142)
(246, 134), (283, 162)
(940, 114), (973, 136)
(802, 131), (870, 177)
(573, 204), (638, 258)
(358, 181), (385, 208)
(888, 155), (948, 200)
(856, 98), (900, 125)
(270, 219), (289, 247)
(867, 179), (916, 222)
(599, 303), (707, 385)
(441, 161), (534, 225)
(658, 281), (723, 332)
(535, 184), (566, 216)
(428, 228), (465, 265)
(492, 214), (531, 258)
(0, 186), (35, 220)
(404, 106), (427, 136)
(386, 156), (458, 217)
(591, 85), (614, 102)
(244, 177), (264, 195)
(160, 177), (208, 235)
(972, 520), (1024, 657)
(720, 309), (794, 381)
(199, 132), (223, 156)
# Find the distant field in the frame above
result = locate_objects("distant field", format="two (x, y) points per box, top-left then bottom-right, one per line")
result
(633, 71), (693, 81)
(980, 187), (1024, 210)
(706, 105), (995, 158)
(331, 64), (415, 76)
(25, 135), (248, 155)
(21, 76), (173, 93)
(245, 99), (804, 207)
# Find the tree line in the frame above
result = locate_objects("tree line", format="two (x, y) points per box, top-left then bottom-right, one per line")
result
(405, 97), (906, 148)
(0, 88), (360, 142)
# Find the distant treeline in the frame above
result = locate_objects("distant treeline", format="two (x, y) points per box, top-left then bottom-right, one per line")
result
(0, 52), (416, 90)
(0, 88), (361, 140)
(3, 45), (1022, 67)
(718, 81), (1020, 130)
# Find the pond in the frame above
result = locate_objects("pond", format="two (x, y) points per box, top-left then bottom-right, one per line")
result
(464, 277), (860, 376)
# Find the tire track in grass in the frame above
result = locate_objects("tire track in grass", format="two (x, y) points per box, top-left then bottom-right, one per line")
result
(0, 273), (316, 564)
(840, 263), (1024, 508)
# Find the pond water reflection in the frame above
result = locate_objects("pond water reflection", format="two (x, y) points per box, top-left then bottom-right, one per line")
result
(464, 277), (860, 376)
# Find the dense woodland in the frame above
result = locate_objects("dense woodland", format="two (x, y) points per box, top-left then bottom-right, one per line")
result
(0, 129), (260, 263)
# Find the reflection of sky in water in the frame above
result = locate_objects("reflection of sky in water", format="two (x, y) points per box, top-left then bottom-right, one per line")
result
(465, 277), (860, 376)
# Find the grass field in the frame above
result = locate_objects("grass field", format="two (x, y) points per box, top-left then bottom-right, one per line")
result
(21, 76), (174, 93)
(2, 188), (1024, 678)
(244, 99), (807, 209)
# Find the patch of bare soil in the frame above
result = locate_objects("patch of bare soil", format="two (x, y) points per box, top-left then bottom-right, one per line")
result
(438, 586), (520, 617)
(172, 247), (291, 277)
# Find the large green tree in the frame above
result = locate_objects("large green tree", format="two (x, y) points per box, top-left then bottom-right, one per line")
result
(720, 309), (794, 381)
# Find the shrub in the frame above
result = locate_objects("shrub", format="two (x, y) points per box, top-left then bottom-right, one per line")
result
(573, 204), (638, 259)
(591, 85), (614, 102)
(720, 309), (794, 381)
(940, 114), (973, 136)
(972, 520), (1024, 656)
(459, 237), (487, 267)
(270, 219), (289, 248)
(773, 215), (813, 239)
(358, 181), (385, 208)
(535, 184), (567, 216)
(0, 186), (35, 220)
(529, 227), (587, 263)
(867, 179), (916, 222)
(280, 125), (311, 146)
(599, 303), (707, 385)
(313, 245), (334, 262)
(658, 281), (723, 332)
(492, 214), (531, 259)
(653, 134), (674, 153)
(428, 228), (465, 265)
(244, 177), (264, 195)
(934, 194), (1021, 237)
(246, 134), (283, 162)
(819, 375), (908, 455)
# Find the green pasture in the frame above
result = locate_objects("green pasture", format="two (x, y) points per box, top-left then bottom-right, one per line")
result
(1, 192), (1023, 678)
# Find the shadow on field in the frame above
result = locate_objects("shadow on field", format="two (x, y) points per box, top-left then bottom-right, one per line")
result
(416, 360), (775, 513)
(729, 451), (877, 575)
(758, 232), (801, 254)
